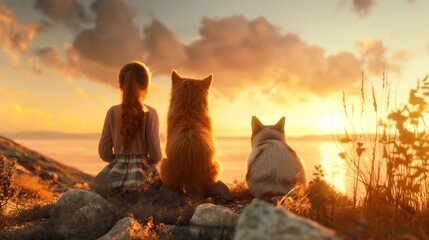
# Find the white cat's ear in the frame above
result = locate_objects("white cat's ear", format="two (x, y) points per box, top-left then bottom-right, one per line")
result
(202, 74), (213, 88)
(251, 116), (263, 133)
(275, 116), (286, 132)
(171, 70), (182, 85)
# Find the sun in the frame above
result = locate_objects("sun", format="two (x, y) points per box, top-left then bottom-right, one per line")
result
(320, 113), (344, 133)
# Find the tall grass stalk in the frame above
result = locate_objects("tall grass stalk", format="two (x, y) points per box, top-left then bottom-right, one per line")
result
(337, 72), (429, 238)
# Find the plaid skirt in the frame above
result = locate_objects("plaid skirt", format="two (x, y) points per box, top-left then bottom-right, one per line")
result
(94, 154), (160, 192)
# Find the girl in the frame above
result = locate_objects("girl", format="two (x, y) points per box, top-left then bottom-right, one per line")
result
(95, 61), (162, 194)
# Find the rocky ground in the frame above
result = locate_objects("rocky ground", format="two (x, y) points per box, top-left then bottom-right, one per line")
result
(0, 135), (342, 239)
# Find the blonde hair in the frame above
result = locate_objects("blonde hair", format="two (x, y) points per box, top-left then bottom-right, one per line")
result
(118, 61), (150, 152)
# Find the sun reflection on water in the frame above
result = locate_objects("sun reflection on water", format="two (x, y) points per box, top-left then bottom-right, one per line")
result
(318, 142), (347, 194)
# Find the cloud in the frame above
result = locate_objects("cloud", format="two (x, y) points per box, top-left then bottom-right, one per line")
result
(143, 20), (188, 74)
(92, 95), (107, 103)
(393, 49), (412, 62)
(58, 0), (143, 87)
(0, 101), (104, 133)
(73, 0), (143, 68)
(0, 4), (41, 64)
(144, 16), (362, 97)
(66, 46), (119, 86)
(36, 46), (66, 68)
(73, 87), (108, 103)
(355, 39), (410, 75)
(0, 87), (28, 98)
(351, 0), (375, 16)
(355, 38), (386, 75)
(0, 102), (53, 131)
(73, 88), (87, 99)
(425, 43), (429, 52)
(29, 58), (43, 74)
(37, 1), (364, 98)
(34, 0), (90, 27)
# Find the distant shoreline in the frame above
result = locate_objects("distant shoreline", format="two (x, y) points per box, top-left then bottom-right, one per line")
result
(1, 131), (336, 141)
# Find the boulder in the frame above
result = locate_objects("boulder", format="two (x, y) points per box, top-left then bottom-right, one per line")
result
(50, 189), (108, 218)
(57, 204), (116, 239)
(98, 217), (143, 240)
(234, 199), (341, 240)
(190, 203), (239, 228)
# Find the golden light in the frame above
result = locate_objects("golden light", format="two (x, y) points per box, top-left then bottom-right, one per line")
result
(318, 142), (347, 194)
(320, 113), (344, 134)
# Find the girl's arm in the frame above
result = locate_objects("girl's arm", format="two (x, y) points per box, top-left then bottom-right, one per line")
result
(146, 108), (162, 164)
(98, 108), (114, 162)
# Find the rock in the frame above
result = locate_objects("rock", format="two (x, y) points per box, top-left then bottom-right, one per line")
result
(234, 199), (341, 240)
(159, 184), (180, 197)
(98, 217), (142, 240)
(163, 224), (176, 232)
(57, 204), (116, 239)
(190, 203), (239, 227)
(53, 187), (68, 193)
(50, 189), (108, 219)
(205, 181), (235, 201)
(3, 149), (22, 159)
(163, 224), (235, 240)
(46, 171), (59, 182)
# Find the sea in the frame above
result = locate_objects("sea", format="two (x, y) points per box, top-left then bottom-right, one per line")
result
(13, 136), (352, 194)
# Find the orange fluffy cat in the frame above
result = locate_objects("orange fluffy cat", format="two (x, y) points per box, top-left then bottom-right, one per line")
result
(161, 70), (220, 195)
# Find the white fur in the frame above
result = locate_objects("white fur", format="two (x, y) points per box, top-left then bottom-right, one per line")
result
(246, 128), (308, 197)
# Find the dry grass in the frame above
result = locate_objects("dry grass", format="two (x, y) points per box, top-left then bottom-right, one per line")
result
(325, 73), (429, 239)
(0, 203), (53, 229)
(276, 185), (311, 217)
(227, 178), (252, 201)
(14, 174), (56, 203)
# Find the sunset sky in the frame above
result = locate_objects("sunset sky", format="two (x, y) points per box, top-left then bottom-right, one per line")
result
(1, 0), (428, 138)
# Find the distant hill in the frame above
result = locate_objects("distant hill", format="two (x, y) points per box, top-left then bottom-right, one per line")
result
(3, 131), (100, 140)
(0, 135), (93, 189)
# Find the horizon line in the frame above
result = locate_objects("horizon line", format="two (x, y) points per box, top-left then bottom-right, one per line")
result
(0, 130), (340, 140)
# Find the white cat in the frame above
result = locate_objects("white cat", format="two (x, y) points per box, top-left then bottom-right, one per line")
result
(246, 116), (308, 198)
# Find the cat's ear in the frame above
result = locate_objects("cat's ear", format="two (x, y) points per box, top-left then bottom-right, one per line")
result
(202, 74), (213, 89)
(275, 116), (286, 132)
(251, 116), (264, 133)
(171, 70), (182, 86)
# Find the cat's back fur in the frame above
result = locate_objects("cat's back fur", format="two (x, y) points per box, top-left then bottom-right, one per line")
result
(246, 116), (307, 197)
(161, 70), (220, 195)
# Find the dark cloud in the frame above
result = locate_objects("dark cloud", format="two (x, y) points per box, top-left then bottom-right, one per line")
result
(71, 0), (143, 84)
(34, 0), (90, 26)
(36, 46), (65, 68)
(31, 0), (143, 86)
(143, 20), (188, 74)
(352, 0), (375, 16)
(144, 16), (362, 96)
(37, 1), (365, 98)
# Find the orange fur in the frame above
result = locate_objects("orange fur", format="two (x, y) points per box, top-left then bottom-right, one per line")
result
(161, 70), (220, 195)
